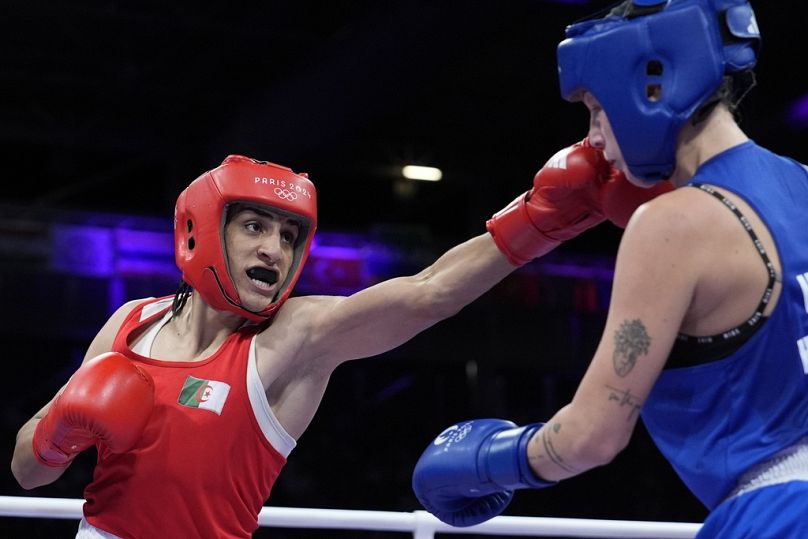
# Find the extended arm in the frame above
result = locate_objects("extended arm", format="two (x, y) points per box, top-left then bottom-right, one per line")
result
(295, 233), (514, 366)
(299, 140), (670, 367)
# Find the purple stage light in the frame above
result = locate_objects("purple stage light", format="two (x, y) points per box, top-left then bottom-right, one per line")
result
(50, 225), (115, 277)
(787, 93), (808, 129)
(48, 214), (618, 310)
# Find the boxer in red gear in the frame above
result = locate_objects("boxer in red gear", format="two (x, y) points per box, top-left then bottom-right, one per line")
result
(12, 150), (667, 538)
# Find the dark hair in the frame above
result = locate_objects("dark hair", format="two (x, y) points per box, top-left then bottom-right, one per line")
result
(171, 281), (193, 318)
(693, 70), (757, 125)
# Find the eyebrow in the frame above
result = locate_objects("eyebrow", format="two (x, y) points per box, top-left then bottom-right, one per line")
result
(237, 207), (301, 230)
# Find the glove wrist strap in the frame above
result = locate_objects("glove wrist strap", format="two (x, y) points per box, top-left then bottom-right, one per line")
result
(486, 195), (558, 266)
(482, 423), (556, 490)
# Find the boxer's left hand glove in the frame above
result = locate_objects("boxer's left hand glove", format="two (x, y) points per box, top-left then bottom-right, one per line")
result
(32, 352), (155, 467)
(412, 419), (554, 527)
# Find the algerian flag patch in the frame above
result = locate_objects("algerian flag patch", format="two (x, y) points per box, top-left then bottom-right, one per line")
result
(177, 376), (231, 415)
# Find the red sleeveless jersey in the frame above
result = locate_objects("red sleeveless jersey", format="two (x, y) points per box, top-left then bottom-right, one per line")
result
(83, 297), (288, 538)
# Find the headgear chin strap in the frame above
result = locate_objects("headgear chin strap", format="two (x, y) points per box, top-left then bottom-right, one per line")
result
(174, 155), (318, 322)
(557, 0), (760, 182)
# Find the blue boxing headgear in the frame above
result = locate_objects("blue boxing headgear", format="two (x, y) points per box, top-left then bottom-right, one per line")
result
(557, 0), (760, 181)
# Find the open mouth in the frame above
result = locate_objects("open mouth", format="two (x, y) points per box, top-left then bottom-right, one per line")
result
(246, 267), (279, 290)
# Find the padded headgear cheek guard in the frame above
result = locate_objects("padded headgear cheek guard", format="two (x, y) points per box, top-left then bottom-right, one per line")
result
(174, 155), (317, 322)
(557, 0), (760, 182)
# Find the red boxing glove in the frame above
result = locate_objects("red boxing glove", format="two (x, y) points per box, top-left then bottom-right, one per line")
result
(600, 166), (673, 228)
(32, 352), (155, 467)
(487, 139), (673, 265)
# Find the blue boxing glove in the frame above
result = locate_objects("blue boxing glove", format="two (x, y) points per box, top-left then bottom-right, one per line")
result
(412, 419), (555, 527)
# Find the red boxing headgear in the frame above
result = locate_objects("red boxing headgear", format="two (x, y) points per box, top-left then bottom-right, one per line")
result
(174, 155), (317, 321)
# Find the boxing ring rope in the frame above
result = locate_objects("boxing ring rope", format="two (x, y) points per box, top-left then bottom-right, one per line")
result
(0, 496), (701, 538)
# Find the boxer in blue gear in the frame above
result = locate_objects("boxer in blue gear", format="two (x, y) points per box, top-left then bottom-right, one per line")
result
(413, 2), (808, 536)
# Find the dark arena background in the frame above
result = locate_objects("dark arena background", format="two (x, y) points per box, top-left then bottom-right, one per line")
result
(2, 1), (806, 537)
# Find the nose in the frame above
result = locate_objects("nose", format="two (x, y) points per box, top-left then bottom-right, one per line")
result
(587, 113), (605, 150)
(257, 229), (283, 263)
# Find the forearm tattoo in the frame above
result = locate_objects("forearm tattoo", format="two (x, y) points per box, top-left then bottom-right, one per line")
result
(612, 319), (650, 376)
(605, 385), (643, 421)
(530, 422), (579, 474)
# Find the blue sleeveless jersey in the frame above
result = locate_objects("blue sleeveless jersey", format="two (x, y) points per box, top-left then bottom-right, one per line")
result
(640, 141), (808, 509)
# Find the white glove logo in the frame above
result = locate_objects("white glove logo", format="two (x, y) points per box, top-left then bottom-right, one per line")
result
(747, 13), (759, 35)
(545, 147), (571, 170)
(433, 422), (473, 447)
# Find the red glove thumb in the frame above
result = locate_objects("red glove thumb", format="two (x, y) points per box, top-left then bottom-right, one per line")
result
(600, 168), (674, 228)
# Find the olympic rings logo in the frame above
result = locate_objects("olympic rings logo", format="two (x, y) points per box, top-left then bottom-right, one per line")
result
(273, 187), (298, 201)
(433, 422), (473, 446)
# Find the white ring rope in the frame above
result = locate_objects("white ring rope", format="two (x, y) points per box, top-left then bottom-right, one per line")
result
(0, 496), (702, 538)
